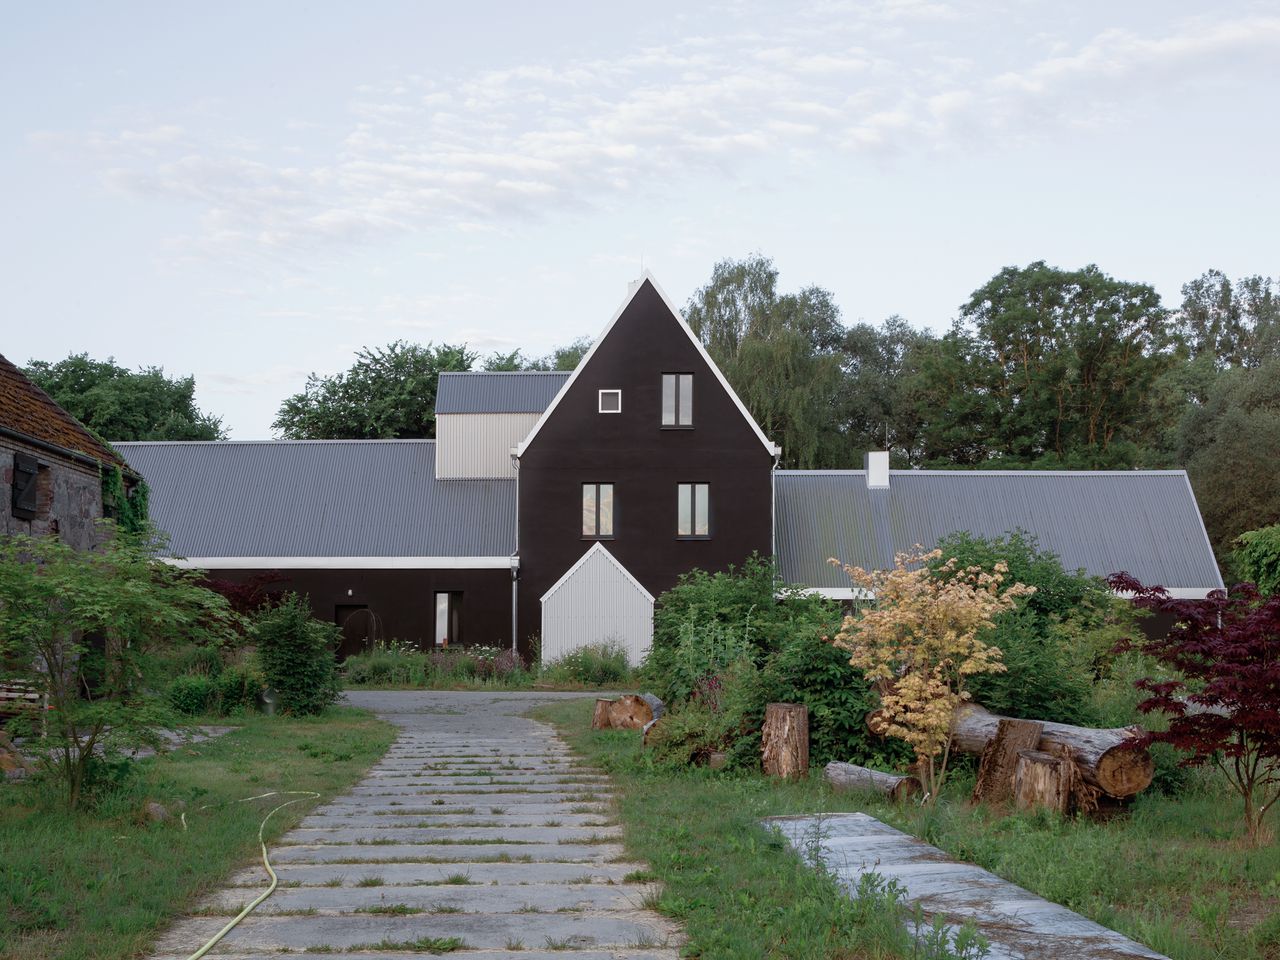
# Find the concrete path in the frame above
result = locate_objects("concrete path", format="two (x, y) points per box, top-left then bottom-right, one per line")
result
(150, 691), (681, 960)
(765, 812), (1168, 960)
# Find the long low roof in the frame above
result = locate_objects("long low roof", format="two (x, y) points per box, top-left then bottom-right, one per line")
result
(436, 371), (571, 414)
(117, 440), (515, 564)
(775, 469), (1223, 594)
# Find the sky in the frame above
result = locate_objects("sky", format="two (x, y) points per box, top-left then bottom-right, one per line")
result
(3, 1), (1278, 439)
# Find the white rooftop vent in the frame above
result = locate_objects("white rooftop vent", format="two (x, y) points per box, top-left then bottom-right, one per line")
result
(865, 451), (890, 489)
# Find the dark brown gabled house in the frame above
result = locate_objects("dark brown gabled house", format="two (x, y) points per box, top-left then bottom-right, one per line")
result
(119, 272), (1224, 662)
(0, 352), (133, 550)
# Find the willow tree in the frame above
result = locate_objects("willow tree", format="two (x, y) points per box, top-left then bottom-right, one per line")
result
(685, 255), (847, 468)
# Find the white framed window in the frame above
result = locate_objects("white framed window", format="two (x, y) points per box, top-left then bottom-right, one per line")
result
(677, 482), (710, 538)
(598, 389), (622, 414)
(582, 482), (615, 538)
(662, 374), (693, 426)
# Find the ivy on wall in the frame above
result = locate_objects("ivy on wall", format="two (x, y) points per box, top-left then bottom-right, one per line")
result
(101, 465), (150, 536)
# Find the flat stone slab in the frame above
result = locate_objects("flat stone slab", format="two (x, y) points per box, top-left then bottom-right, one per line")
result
(279, 825), (621, 845)
(200, 881), (656, 915)
(298, 812), (613, 828)
(227, 860), (649, 888)
(270, 842), (625, 864)
(151, 951), (677, 960)
(153, 910), (673, 953)
(764, 812), (1167, 960)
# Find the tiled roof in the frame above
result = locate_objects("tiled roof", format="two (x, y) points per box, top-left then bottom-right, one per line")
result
(0, 352), (124, 468)
(774, 469), (1223, 592)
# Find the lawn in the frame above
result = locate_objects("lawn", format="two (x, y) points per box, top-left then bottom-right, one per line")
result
(0, 707), (396, 960)
(534, 698), (1280, 960)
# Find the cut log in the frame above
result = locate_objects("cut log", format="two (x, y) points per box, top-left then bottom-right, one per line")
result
(592, 699), (614, 730)
(951, 703), (1153, 798)
(1013, 749), (1072, 814)
(761, 703), (809, 780)
(607, 694), (658, 730)
(825, 761), (920, 801)
(972, 718), (1044, 805)
(637, 693), (665, 722)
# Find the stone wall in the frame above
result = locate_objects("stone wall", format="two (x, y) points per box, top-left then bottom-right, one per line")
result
(1, 438), (107, 550)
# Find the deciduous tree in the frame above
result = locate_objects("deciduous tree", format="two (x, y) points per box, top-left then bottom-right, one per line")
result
(273, 340), (475, 439)
(829, 549), (1033, 802)
(24, 353), (225, 441)
(1111, 574), (1280, 845)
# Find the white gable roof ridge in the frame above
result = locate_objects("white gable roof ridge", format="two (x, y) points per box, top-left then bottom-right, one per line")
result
(515, 270), (781, 458)
(539, 541), (655, 603)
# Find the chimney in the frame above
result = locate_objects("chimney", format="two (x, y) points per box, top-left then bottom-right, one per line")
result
(865, 451), (889, 489)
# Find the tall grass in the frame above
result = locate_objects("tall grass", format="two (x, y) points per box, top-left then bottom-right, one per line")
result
(341, 639), (633, 690)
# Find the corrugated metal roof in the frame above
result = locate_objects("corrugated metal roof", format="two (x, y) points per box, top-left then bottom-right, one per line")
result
(116, 440), (514, 558)
(775, 470), (1223, 591)
(436, 371), (571, 414)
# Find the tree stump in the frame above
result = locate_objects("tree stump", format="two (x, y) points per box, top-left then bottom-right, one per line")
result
(824, 761), (920, 801)
(592, 699), (614, 730)
(972, 718), (1044, 805)
(1013, 749), (1072, 814)
(761, 703), (809, 780)
(608, 694), (658, 730)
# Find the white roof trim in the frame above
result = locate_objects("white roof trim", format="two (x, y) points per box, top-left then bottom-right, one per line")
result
(515, 270), (781, 458)
(799, 585), (1221, 601)
(539, 542), (655, 604)
(164, 556), (518, 571)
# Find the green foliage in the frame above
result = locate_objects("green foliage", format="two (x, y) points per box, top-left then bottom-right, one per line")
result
(273, 340), (476, 439)
(931, 531), (1136, 725)
(685, 254), (848, 468)
(0, 527), (240, 809)
(753, 634), (913, 770)
(645, 616), (757, 706)
(650, 554), (838, 666)
(23, 352), (225, 441)
(541, 642), (631, 686)
(341, 641), (535, 689)
(100, 465), (150, 536)
(253, 594), (341, 715)
(167, 674), (218, 715)
(1234, 523), (1280, 595)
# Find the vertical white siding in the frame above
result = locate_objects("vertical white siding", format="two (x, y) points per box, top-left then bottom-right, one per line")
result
(435, 413), (540, 478)
(541, 546), (654, 666)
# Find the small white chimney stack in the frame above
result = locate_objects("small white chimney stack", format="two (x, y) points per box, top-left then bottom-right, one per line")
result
(865, 451), (890, 489)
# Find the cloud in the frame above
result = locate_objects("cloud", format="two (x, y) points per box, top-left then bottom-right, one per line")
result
(36, 5), (1280, 266)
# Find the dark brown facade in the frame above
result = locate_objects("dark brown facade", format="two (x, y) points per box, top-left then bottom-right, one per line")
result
(516, 279), (775, 650)
(211, 567), (513, 659)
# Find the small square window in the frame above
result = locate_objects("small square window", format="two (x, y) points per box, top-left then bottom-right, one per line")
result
(598, 389), (622, 414)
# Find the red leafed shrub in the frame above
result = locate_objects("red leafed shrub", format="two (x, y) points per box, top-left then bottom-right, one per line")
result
(199, 571), (288, 617)
(1109, 572), (1280, 845)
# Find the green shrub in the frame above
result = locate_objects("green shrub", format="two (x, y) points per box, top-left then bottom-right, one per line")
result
(253, 594), (341, 715)
(747, 632), (913, 770)
(542, 642), (631, 685)
(1234, 523), (1280, 595)
(217, 664), (264, 714)
(645, 658), (759, 768)
(651, 554), (838, 660)
(168, 674), (219, 715)
(931, 530), (1138, 726)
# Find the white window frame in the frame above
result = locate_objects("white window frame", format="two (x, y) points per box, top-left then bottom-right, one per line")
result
(598, 389), (622, 414)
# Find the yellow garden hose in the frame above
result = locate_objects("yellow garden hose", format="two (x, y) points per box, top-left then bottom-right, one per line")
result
(185, 790), (321, 960)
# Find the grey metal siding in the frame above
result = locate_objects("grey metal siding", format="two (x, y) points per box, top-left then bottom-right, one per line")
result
(540, 545), (653, 666)
(436, 372), (571, 414)
(435, 413), (539, 479)
(774, 470), (1223, 591)
(117, 440), (515, 558)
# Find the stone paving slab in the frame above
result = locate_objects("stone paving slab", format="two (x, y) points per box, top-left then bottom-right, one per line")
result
(151, 951), (678, 960)
(279, 825), (622, 844)
(326, 791), (607, 806)
(269, 841), (625, 863)
(765, 812), (1167, 960)
(200, 882), (656, 914)
(152, 912), (672, 953)
(297, 812), (613, 828)
(226, 861), (648, 888)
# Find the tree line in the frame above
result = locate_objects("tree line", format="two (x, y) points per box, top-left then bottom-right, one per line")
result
(24, 256), (1279, 570)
